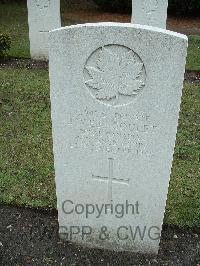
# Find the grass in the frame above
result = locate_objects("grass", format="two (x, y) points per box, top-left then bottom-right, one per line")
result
(0, 66), (199, 226)
(0, 3), (30, 58)
(187, 35), (200, 71)
(0, 2), (200, 71)
(165, 81), (200, 227)
(0, 68), (56, 207)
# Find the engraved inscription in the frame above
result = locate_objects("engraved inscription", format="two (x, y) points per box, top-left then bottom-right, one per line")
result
(84, 45), (146, 107)
(67, 108), (158, 157)
(34, 0), (50, 10)
(142, 0), (158, 15)
(92, 158), (129, 203)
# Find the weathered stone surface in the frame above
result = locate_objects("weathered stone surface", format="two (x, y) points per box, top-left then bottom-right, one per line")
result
(49, 23), (187, 254)
(27, 0), (61, 60)
(132, 0), (168, 29)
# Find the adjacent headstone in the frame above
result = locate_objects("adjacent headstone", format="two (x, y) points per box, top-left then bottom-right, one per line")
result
(27, 0), (61, 60)
(49, 23), (187, 254)
(131, 0), (168, 29)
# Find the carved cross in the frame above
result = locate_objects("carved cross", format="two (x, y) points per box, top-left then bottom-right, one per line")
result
(92, 158), (129, 203)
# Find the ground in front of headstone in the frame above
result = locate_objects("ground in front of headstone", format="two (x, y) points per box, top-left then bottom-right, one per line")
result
(0, 205), (199, 265)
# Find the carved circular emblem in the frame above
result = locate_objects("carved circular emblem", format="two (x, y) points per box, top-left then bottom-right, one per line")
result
(84, 45), (146, 107)
(142, 0), (158, 14)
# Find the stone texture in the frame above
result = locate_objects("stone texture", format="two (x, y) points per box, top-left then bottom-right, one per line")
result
(27, 0), (61, 60)
(132, 0), (168, 29)
(49, 23), (187, 254)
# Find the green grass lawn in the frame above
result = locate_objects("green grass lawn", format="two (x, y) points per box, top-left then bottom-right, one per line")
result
(166, 80), (200, 227)
(0, 2), (200, 71)
(0, 66), (199, 227)
(0, 68), (56, 207)
(0, 3), (30, 58)
(187, 35), (200, 71)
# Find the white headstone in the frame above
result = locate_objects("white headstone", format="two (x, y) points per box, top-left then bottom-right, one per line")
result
(49, 23), (187, 254)
(131, 0), (168, 29)
(27, 0), (61, 60)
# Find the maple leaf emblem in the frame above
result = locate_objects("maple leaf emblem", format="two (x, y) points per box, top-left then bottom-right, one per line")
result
(85, 46), (145, 105)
